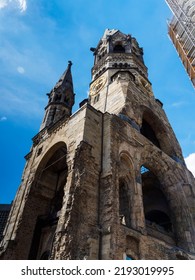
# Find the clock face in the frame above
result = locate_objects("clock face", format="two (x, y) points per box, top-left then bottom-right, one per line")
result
(90, 75), (107, 96)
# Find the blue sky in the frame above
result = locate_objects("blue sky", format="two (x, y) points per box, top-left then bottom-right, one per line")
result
(0, 0), (195, 204)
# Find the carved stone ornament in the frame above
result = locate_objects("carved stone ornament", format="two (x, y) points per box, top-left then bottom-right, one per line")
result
(90, 75), (107, 96)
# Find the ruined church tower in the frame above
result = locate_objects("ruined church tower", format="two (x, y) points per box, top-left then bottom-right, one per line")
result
(1, 29), (195, 260)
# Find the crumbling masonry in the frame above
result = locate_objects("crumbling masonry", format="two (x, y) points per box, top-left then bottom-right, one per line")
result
(0, 29), (195, 260)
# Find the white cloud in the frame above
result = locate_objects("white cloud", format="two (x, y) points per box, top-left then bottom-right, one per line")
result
(0, 0), (27, 12)
(18, 0), (26, 12)
(17, 66), (25, 74)
(0, 0), (8, 9)
(0, 116), (7, 121)
(185, 153), (195, 177)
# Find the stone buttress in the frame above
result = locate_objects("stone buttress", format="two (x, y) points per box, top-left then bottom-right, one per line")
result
(1, 30), (195, 260)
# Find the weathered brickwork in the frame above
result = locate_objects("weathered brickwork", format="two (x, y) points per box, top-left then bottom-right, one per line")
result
(0, 29), (195, 260)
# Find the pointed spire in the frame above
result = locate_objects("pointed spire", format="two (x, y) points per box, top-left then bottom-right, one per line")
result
(54, 61), (73, 92)
(48, 60), (74, 107)
(40, 61), (75, 130)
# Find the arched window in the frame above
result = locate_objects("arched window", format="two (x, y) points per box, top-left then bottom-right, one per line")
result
(140, 119), (160, 148)
(113, 44), (125, 53)
(29, 143), (68, 259)
(141, 166), (172, 233)
(140, 108), (181, 159)
(119, 180), (131, 228)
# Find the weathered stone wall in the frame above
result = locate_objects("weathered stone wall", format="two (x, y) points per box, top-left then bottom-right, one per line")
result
(1, 101), (195, 260)
(0, 105), (102, 260)
(1, 29), (195, 260)
(99, 113), (195, 260)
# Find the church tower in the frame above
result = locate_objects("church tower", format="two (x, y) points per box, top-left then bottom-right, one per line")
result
(40, 60), (75, 130)
(0, 29), (195, 260)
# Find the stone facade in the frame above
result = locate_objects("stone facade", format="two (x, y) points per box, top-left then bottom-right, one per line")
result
(0, 29), (195, 260)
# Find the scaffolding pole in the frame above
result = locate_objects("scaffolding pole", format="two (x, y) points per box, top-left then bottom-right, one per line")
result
(165, 0), (195, 87)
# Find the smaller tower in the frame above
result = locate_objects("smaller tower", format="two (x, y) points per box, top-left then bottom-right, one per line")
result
(40, 61), (75, 130)
(1, 29), (195, 261)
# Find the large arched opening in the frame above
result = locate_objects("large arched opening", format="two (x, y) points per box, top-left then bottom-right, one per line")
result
(140, 107), (178, 158)
(141, 166), (173, 233)
(140, 119), (160, 148)
(28, 142), (68, 259)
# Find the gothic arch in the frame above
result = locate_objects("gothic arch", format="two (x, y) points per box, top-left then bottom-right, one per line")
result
(27, 141), (68, 259)
(139, 157), (173, 206)
(140, 165), (173, 233)
(119, 178), (131, 227)
(140, 106), (177, 157)
(140, 153), (193, 250)
(139, 152), (193, 249)
(119, 151), (134, 177)
(118, 151), (135, 228)
(35, 141), (67, 172)
(113, 43), (125, 53)
(140, 151), (178, 195)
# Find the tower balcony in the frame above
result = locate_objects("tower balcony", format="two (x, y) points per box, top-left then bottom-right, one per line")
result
(92, 52), (148, 81)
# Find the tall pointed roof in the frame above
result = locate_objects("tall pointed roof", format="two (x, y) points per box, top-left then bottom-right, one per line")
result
(54, 60), (73, 91)
(40, 61), (75, 130)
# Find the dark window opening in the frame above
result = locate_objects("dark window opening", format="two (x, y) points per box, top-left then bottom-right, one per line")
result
(64, 96), (70, 104)
(54, 94), (61, 102)
(94, 94), (100, 103)
(140, 120), (160, 148)
(145, 210), (172, 232)
(141, 167), (173, 233)
(119, 181), (131, 227)
(43, 147), (68, 216)
(37, 147), (43, 157)
(113, 44), (125, 53)
(29, 145), (68, 260)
